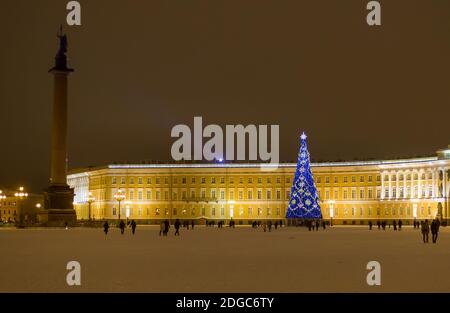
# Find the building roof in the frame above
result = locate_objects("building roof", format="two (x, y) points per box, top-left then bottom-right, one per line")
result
(68, 155), (441, 174)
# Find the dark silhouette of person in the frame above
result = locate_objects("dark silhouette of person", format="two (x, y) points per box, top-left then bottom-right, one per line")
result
(131, 220), (137, 235)
(398, 219), (402, 230)
(191, 220), (195, 229)
(322, 220), (326, 229)
(315, 220), (319, 231)
(421, 220), (430, 243)
(103, 221), (109, 235)
(119, 220), (125, 235)
(174, 219), (181, 236)
(163, 220), (170, 236)
(393, 220), (397, 231)
(368, 221), (373, 230)
(377, 220), (381, 230)
(431, 219), (440, 243)
(308, 220), (312, 231)
(268, 220), (272, 232)
(274, 221), (278, 229)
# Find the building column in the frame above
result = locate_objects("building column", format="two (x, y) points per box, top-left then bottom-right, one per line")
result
(403, 171), (407, 199)
(388, 172), (392, 199)
(381, 171), (385, 200)
(431, 168), (436, 199)
(396, 171), (400, 199)
(417, 170), (422, 199)
(434, 168), (439, 198)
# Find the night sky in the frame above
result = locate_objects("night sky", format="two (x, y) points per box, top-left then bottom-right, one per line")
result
(1, 0), (449, 192)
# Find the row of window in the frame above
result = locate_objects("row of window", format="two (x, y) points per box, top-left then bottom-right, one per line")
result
(112, 189), (291, 201)
(111, 207), (284, 217)
(333, 207), (434, 217)
(383, 186), (434, 198)
(383, 173), (435, 181)
(0, 202), (17, 206)
(316, 175), (380, 184)
(109, 187), (436, 201)
(111, 174), (434, 186)
(111, 176), (290, 185)
(318, 189), (379, 200)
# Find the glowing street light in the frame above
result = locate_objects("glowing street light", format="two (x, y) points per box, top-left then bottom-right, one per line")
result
(14, 186), (28, 226)
(114, 189), (126, 221)
(87, 192), (96, 221)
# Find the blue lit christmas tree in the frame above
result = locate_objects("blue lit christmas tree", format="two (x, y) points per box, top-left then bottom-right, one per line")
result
(286, 132), (322, 220)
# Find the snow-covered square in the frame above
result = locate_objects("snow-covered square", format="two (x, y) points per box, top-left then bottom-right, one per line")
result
(0, 225), (449, 292)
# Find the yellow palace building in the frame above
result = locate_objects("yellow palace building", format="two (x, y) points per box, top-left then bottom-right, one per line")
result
(68, 146), (450, 225)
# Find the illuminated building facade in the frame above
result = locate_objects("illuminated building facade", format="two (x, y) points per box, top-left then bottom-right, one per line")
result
(68, 146), (450, 225)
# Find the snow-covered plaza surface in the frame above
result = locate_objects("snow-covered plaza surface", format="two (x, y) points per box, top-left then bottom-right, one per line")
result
(0, 225), (449, 292)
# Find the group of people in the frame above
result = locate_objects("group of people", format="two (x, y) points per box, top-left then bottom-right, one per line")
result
(256, 220), (281, 232)
(371, 220), (403, 231)
(102, 218), (443, 243)
(420, 219), (441, 243)
(103, 219), (137, 236)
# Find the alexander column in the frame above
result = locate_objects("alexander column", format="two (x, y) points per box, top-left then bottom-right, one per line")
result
(38, 28), (77, 226)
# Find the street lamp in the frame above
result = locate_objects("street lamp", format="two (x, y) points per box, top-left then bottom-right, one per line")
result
(328, 200), (335, 226)
(87, 192), (96, 221)
(114, 189), (126, 221)
(14, 186), (28, 226)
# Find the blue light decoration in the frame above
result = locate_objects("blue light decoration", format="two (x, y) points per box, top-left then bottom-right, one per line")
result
(286, 132), (322, 220)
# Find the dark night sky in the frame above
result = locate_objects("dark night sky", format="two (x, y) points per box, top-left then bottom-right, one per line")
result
(1, 0), (450, 192)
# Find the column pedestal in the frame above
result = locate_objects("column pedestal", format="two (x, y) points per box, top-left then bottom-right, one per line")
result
(38, 184), (76, 226)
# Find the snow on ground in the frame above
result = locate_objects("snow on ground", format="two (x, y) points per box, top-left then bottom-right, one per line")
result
(0, 225), (449, 292)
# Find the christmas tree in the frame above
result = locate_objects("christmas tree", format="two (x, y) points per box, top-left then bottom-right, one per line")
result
(286, 132), (322, 220)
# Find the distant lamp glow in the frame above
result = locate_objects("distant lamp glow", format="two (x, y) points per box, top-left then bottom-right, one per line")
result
(218, 158), (224, 162)
(14, 187), (28, 226)
(300, 132), (307, 140)
(36, 203), (41, 209)
(114, 189), (126, 220)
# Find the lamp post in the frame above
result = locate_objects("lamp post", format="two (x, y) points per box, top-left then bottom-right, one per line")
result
(114, 189), (126, 222)
(87, 192), (96, 221)
(328, 200), (335, 226)
(14, 186), (28, 226)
